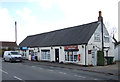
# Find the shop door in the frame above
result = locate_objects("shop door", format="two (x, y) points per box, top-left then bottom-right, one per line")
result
(55, 49), (59, 62)
(91, 51), (97, 66)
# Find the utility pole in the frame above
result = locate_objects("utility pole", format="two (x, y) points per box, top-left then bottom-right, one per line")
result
(15, 21), (17, 45)
(98, 11), (104, 65)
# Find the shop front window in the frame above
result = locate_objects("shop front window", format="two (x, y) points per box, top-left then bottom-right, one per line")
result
(65, 51), (78, 62)
(73, 52), (78, 62)
(41, 50), (50, 60)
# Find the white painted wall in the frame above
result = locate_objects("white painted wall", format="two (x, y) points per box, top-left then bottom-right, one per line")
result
(87, 22), (114, 65)
(114, 44), (120, 61)
(77, 45), (85, 65)
(118, 44), (120, 61)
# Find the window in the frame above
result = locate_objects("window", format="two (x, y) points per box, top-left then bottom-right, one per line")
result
(104, 36), (109, 42)
(29, 50), (34, 56)
(11, 52), (19, 55)
(41, 50), (50, 60)
(94, 33), (100, 42)
(65, 51), (78, 62)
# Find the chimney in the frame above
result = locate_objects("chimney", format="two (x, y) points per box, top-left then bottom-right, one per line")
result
(98, 11), (103, 22)
(15, 21), (17, 45)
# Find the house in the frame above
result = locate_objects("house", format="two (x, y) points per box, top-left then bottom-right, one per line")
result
(0, 41), (17, 57)
(114, 42), (120, 62)
(19, 11), (114, 66)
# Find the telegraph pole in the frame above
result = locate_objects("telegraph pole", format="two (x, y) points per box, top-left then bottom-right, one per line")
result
(98, 11), (104, 52)
(98, 11), (104, 65)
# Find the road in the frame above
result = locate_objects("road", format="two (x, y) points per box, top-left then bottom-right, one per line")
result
(0, 58), (118, 81)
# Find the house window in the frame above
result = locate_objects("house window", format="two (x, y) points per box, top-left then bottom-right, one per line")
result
(94, 33), (100, 42)
(41, 50), (50, 60)
(104, 36), (109, 42)
(65, 51), (78, 62)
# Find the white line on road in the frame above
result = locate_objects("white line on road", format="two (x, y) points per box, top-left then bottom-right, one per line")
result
(74, 75), (86, 78)
(94, 78), (98, 80)
(14, 76), (23, 80)
(48, 70), (53, 72)
(59, 72), (66, 74)
(39, 67), (43, 69)
(0, 69), (8, 74)
(31, 66), (35, 67)
(50, 67), (54, 68)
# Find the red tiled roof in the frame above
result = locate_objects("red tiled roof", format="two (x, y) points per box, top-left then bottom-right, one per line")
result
(0, 41), (17, 48)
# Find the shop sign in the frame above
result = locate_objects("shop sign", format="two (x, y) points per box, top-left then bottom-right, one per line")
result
(64, 45), (78, 50)
(22, 47), (28, 50)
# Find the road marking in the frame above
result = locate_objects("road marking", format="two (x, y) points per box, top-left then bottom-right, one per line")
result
(50, 67), (54, 68)
(59, 72), (66, 74)
(74, 75), (86, 78)
(48, 70), (53, 71)
(14, 76), (22, 80)
(39, 67), (43, 69)
(0, 69), (8, 74)
(31, 66), (35, 67)
(94, 78), (98, 80)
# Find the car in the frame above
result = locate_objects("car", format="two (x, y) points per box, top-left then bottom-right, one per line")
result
(3, 51), (22, 63)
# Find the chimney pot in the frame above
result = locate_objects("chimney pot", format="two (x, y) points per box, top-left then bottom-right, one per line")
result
(99, 11), (102, 17)
(98, 11), (103, 22)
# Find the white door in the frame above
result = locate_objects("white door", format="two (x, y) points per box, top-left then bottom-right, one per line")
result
(91, 51), (97, 66)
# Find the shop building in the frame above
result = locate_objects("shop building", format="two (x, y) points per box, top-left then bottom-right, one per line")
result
(19, 11), (114, 66)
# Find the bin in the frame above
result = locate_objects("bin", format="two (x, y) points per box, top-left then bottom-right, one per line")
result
(105, 57), (114, 65)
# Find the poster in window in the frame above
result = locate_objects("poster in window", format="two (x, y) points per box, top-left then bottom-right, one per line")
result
(73, 51), (77, 55)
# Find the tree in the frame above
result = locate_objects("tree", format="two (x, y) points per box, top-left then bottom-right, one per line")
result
(113, 34), (120, 47)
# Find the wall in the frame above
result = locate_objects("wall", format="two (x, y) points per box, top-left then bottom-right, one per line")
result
(21, 45), (86, 65)
(87, 22), (114, 65)
(114, 44), (120, 61)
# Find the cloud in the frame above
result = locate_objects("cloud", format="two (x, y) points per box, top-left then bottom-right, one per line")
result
(16, 8), (40, 44)
(0, 8), (15, 42)
(0, 0), (30, 2)
(1, 0), (116, 44)
(29, 0), (55, 9)
(17, 0), (119, 43)
(53, 0), (119, 40)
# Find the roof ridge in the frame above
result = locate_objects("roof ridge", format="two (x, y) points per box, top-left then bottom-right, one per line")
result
(28, 21), (98, 37)
(19, 21), (99, 47)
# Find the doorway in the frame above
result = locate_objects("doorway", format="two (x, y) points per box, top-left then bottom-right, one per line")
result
(55, 49), (59, 62)
(91, 50), (97, 66)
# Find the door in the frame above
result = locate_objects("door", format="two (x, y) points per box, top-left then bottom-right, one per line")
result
(55, 49), (59, 62)
(91, 51), (97, 66)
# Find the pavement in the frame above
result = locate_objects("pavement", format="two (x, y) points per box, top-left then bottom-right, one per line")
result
(23, 59), (120, 76)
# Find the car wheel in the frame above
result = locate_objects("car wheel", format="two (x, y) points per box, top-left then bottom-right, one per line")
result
(10, 59), (13, 63)
(3, 58), (6, 62)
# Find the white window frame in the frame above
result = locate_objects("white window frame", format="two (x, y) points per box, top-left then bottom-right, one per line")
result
(41, 50), (50, 60)
(65, 51), (78, 62)
(94, 33), (100, 42)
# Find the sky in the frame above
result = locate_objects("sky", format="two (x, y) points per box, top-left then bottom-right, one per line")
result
(0, 0), (119, 45)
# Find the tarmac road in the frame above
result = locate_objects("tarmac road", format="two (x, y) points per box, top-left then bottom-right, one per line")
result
(0, 58), (119, 81)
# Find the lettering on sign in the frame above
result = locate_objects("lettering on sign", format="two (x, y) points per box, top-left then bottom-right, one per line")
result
(64, 45), (78, 50)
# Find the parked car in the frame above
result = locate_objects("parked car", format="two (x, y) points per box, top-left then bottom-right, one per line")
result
(3, 51), (22, 63)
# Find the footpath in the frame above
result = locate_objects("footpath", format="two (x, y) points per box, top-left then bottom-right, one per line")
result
(24, 59), (119, 76)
